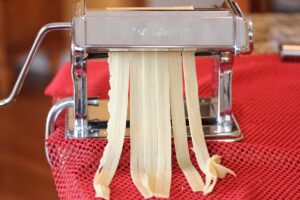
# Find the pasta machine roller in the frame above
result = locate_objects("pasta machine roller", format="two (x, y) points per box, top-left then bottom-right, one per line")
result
(0, 0), (253, 145)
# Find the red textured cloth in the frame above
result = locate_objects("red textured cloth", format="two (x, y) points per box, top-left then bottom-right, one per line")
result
(45, 54), (300, 200)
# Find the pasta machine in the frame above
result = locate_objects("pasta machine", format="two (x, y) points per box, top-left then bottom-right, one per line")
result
(0, 0), (253, 149)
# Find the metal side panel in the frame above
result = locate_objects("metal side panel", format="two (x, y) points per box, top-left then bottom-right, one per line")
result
(236, 16), (248, 51)
(72, 10), (249, 50)
(86, 11), (233, 48)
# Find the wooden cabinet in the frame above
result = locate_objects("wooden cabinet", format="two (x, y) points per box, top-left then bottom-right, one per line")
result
(237, 0), (250, 14)
(0, 0), (63, 95)
(250, 0), (272, 12)
(3, 0), (62, 52)
(0, 1), (10, 96)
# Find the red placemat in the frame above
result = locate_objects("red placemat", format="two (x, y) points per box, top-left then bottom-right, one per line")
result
(45, 54), (300, 200)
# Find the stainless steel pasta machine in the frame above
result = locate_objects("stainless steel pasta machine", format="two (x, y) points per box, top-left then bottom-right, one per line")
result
(0, 0), (253, 147)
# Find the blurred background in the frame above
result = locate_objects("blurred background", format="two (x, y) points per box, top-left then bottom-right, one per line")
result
(0, 0), (299, 199)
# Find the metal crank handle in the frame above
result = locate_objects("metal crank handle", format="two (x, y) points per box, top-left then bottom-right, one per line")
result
(0, 22), (71, 106)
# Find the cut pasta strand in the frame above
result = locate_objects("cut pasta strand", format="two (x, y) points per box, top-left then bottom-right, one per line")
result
(130, 52), (152, 198)
(169, 52), (204, 192)
(142, 52), (159, 195)
(93, 52), (130, 200)
(154, 52), (172, 198)
(182, 52), (210, 170)
(182, 52), (235, 195)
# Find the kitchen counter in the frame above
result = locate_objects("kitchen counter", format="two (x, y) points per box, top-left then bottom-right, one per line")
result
(252, 13), (300, 54)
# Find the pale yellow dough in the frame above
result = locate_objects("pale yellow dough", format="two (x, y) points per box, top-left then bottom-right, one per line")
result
(182, 52), (235, 195)
(169, 52), (205, 192)
(93, 52), (130, 200)
(130, 52), (152, 198)
(94, 51), (235, 199)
